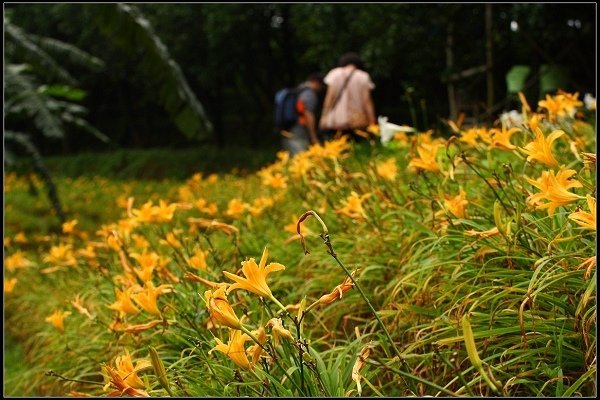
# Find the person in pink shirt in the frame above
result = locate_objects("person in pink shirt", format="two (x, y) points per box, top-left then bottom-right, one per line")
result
(319, 52), (376, 141)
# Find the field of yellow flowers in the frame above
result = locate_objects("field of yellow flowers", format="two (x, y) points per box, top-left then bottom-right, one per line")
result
(4, 90), (596, 397)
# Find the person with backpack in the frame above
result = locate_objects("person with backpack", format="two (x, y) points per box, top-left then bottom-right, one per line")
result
(276, 72), (325, 156)
(319, 52), (376, 141)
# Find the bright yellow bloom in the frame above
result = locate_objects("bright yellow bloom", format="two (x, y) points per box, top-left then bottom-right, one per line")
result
(131, 234), (150, 250)
(209, 329), (252, 370)
(76, 244), (97, 260)
(525, 167), (584, 215)
(107, 287), (140, 317)
(335, 191), (371, 220)
(288, 152), (315, 179)
(248, 196), (275, 217)
(408, 143), (442, 172)
(247, 326), (267, 366)
(62, 219), (78, 234)
(131, 201), (155, 223)
(45, 310), (72, 332)
(476, 127), (493, 145)
(160, 231), (182, 249)
(4, 278), (17, 293)
(207, 174), (219, 184)
(444, 188), (469, 219)
(520, 127), (564, 166)
(43, 243), (77, 267)
(225, 198), (247, 219)
(102, 365), (150, 397)
(5, 250), (34, 271)
(223, 247), (285, 300)
(489, 123), (520, 150)
(188, 247), (209, 270)
(375, 158), (398, 181)
(14, 231), (28, 244)
(205, 285), (242, 329)
(260, 170), (288, 189)
(538, 91), (583, 120)
(459, 128), (480, 147)
(130, 250), (159, 283)
(131, 281), (166, 317)
(112, 350), (152, 389)
(154, 200), (178, 222)
(194, 198), (218, 216)
(131, 200), (177, 223)
(568, 195), (596, 230)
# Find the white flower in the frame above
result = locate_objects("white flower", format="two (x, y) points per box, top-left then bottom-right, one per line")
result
(378, 115), (414, 146)
(499, 110), (525, 129)
(583, 93), (596, 111)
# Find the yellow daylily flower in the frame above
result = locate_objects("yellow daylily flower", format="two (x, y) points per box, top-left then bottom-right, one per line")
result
(538, 91), (582, 120)
(43, 243), (77, 266)
(223, 247), (285, 301)
(408, 143), (442, 173)
(568, 195), (596, 230)
(160, 230), (182, 249)
(204, 285), (242, 330)
(102, 365), (150, 397)
(247, 326), (267, 366)
(525, 167), (584, 215)
(112, 349), (152, 389)
(107, 287), (140, 317)
(489, 123), (520, 150)
(225, 198), (248, 219)
(130, 250), (159, 276)
(209, 329), (253, 370)
(14, 231), (28, 244)
(520, 127), (564, 166)
(131, 281), (166, 317)
(46, 310), (72, 332)
(444, 188), (469, 219)
(62, 219), (78, 234)
(335, 191), (371, 220)
(4, 278), (17, 293)
(375, 158), (398, 182)
(154, 200), (178, 222)
(188, 247), (209, 270)
(5, 250), (34, 271)
(131, 200), (156, 223)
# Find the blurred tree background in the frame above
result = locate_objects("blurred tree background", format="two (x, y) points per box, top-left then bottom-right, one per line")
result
(4, 3), (596, 155)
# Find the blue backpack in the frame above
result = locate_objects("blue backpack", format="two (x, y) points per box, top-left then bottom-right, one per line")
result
(273, 86), (309, 134)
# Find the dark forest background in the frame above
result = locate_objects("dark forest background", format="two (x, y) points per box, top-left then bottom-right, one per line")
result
(4, 3), (597, 157)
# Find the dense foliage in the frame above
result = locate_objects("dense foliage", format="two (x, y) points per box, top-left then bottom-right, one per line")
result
(5, 3), (596, 151)
(4, 91), (596, 397)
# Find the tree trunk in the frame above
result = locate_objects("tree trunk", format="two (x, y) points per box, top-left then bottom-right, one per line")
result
(485, 4), (494, 113)
(446, 21), (457, 121)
